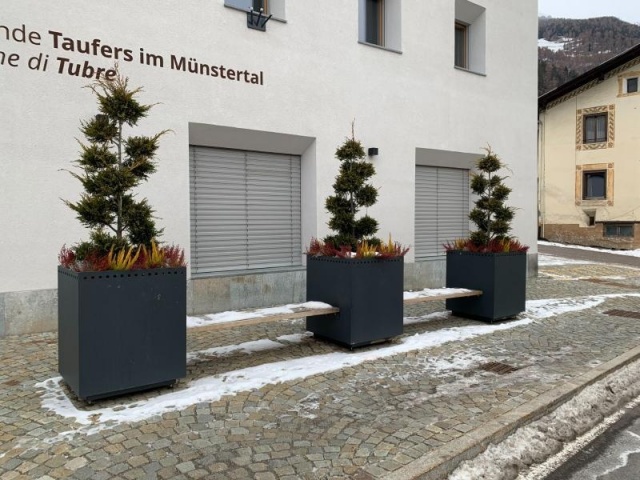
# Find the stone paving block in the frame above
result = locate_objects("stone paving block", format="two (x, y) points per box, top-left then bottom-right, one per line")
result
(2, 262), (640, 479)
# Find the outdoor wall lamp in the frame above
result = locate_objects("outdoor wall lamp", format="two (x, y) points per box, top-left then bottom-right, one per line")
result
(247, 8), (273, 31)
(368, 147), (379, 157)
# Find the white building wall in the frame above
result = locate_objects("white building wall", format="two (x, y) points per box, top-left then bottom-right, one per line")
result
(0, 0), (538, 334)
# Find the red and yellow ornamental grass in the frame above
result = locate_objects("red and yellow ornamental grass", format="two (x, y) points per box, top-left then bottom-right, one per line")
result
(59, 240), (186, 272)
(306, 235), (410, 259)
(443, 237), (529, 253)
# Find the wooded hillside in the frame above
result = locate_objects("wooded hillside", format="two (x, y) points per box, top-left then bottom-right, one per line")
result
(538, 16), (640, 95)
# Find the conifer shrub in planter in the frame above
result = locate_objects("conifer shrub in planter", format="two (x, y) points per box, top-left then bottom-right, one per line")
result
(444, 147), (528, 322)
(58, 69), (187, 402)
(306, 127), (408, 348)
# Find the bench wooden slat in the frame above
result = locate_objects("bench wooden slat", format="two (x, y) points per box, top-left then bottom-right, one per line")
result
(190, 290), (482, 332)
(403, 289), (483, 305)
(190, 306), (340, 333)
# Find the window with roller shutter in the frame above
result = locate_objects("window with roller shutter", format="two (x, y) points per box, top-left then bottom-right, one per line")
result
(415, 166), (470, 259)
(190, 146), (302, 277)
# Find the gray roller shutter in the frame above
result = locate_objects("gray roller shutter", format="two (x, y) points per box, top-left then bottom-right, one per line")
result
(415, 166), (470, 259)
(190, 146), (302, 277)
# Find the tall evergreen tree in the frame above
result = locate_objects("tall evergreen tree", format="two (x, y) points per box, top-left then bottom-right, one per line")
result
(65, 69), (165, 258)
(324, 125), (379, 249)
(468, 147), (515, 247)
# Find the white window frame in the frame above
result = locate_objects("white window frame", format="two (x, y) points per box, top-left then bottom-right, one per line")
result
(358, 0), (402, 53)
(454, 0), (486, 74)
(454, 21), (468, 69)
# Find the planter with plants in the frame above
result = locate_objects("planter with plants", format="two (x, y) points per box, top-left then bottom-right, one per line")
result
(306, 127), (408, 348)
(444, 147), (528, 322)
(58, 70), (187, 402)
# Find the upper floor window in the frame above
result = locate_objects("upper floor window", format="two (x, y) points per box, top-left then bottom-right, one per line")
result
(252, 0), (268, 12)
(583, 113), (607, 144)
(576, 105), (615, 150)
(454, 22), (468, 68)
(617, 72), (640, 97)
(365, 0), (385, 46)
(358, 0), (401, 52)
(454, 0), (486, 74)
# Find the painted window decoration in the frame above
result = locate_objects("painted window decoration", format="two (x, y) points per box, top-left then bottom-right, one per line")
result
(604, 224), (634, 238)
(455, 22), (468, 68)
(583, 113), (607, 144)
(583, 170), (606, 200)
(575, 163), (614, 207)
(617, 72), (640, 97)
(576, 105), (615, 150)
(365, 0), (385, 46)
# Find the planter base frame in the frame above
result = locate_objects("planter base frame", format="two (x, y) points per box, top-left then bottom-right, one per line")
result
(58, 266), (187, 402)
(445, 251), (526, 322)
(306, 256), (404, 348)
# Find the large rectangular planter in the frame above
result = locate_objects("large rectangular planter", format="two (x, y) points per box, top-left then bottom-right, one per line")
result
(445, 251), (526, 322)
(58, 266), (187, 402)
(306, 256), (404, 348)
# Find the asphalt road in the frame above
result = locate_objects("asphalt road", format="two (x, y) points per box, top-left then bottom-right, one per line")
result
(539, 241), (640, 480)
(538, 243), (640, 269)
(544, 399), (640, 480)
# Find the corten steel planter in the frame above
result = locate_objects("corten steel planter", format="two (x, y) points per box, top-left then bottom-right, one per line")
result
(445, 251), (527, 322)
(58, 266), (187, 402)
(306, 256), (404, 348)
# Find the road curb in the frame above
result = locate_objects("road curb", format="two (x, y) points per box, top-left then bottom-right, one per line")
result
(386, 344), (640, 480)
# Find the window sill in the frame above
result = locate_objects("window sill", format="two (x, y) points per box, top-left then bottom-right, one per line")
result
(578, 199), (611, 207)
(578, 141), (610, 150)
(358, 41), (402, 54)
(454, 66), (486, 77)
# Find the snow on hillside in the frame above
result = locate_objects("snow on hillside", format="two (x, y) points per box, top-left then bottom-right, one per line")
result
(538, 37), (571, 52)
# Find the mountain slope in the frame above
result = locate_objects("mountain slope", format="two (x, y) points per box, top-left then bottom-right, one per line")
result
(538, 16), (640, 95)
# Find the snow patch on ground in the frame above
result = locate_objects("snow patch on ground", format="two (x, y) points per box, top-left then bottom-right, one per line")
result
(186, 301), (334, 328)
(540, 240), (640, 258)
(35, 293), (640, 439)
(37, 319), (534, 431)
(187, 339), (285, 363)
(449, 360), (640, 480)
(538, 254), (594, 266)
(403, 288), (475, 300)
(275, 332), (313, 343)
(404, 311), (450, 326)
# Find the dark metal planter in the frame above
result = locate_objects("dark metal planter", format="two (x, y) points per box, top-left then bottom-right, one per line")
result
(306, 256), (404, 348)
(58, 266), (187, 402)
(445, 251), (526, 322)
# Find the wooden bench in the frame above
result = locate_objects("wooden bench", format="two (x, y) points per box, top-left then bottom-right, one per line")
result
(403, 289), (482, 306)
(189, 289), (482, 333)
(189, 305), (340, 333)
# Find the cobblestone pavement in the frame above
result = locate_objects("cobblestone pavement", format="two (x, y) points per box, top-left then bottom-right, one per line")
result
(2, 254), (640, 479)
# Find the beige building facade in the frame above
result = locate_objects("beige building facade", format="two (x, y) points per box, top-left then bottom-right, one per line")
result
(539, 44), (640, 249)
